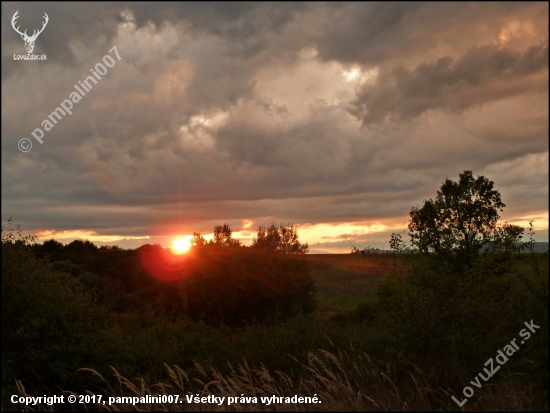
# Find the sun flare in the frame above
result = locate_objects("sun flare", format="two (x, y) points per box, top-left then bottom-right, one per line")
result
(171, 236), (191, 254)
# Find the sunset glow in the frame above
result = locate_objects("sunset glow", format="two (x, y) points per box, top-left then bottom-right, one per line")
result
(171, 237), (192, 254)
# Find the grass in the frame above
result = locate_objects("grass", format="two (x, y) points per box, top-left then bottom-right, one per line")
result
(11, 347), (547, 411)
(306, 254), (390, 311)
(513, 252), (549, 273)
(307, 253), (549, 312)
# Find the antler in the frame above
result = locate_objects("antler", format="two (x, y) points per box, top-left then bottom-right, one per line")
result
(28, 12), (49, 41)
(11, 10), (28, 38)
(11, 10), (49, 40)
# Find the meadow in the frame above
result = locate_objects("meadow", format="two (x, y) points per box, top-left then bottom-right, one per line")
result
(306, 254), (388, 310)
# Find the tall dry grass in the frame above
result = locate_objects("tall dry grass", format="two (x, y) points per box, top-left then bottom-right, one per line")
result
(9, 347), (545, 412)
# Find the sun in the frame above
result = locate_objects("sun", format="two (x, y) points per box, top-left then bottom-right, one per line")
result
(171, 236), (191, 254)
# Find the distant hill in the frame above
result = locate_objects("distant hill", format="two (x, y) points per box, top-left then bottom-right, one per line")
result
(485, 241), (549, 253)
(350, 242), (549, 254)
(524, 242), (549, 253)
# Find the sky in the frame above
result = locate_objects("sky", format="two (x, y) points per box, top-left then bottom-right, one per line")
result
(2, 2), (548, 253)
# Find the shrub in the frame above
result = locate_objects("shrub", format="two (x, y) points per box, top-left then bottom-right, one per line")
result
(1, 220), (108, 395)
(183, 246), (316, 326)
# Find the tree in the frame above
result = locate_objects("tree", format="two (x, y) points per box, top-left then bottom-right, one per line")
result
(2, 219), (107, 394)
(408, 170), (523, 271)
(190, 232), (207, 246)
(183, 222), (314, 325)
(36, 239), (64, 260)
(373, 172), (540, 385)
(252, 222), (308, 254)
(211, 224), (241, 247)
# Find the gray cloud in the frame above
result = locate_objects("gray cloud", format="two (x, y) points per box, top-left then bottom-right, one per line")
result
(313, 2), (539, 65)
(350, 42), (548, 126)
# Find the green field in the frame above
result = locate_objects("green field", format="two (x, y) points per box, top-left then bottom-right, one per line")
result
(306, 253), (392, 310)
(307, 252), (549, 311)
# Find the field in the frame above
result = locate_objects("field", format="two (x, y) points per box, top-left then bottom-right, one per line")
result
(306, 254), (390, 310)
(308, 252), (549, 309)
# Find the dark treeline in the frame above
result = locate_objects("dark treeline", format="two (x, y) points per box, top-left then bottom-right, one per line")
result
(28, 222), (315, 325)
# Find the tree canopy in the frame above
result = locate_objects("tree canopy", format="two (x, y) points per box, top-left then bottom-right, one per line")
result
(408, 170), (523, 270)
(252, 222), (308, 254)
(190, 224), (241, 248)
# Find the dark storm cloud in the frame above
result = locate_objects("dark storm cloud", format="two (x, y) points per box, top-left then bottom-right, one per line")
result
(128, 2), (308, 42)
(350, 42), (549, 126)
(313, 2), (533, 65)
(2, 2), (307, 79)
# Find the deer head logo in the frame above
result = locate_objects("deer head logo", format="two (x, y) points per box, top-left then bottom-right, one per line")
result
(11, 10), (49, 54)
